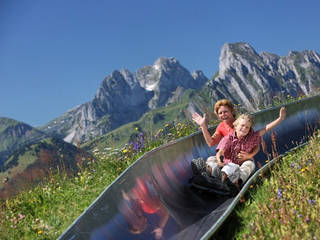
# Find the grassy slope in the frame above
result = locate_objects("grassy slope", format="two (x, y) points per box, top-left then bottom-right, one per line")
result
(235, 132), (320, 239)
(213, 132), (320, 240)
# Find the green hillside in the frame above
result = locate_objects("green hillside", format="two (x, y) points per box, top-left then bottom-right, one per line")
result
(0, 137), (91, 199)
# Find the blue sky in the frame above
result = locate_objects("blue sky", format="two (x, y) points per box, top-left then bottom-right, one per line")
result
(1, 0), (319, 127)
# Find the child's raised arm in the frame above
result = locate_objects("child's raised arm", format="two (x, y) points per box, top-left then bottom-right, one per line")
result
(258, 107), (286, 136)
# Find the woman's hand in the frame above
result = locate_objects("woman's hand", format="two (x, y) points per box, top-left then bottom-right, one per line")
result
(279, 107), (286, 121)
(192, 112), (207, 128)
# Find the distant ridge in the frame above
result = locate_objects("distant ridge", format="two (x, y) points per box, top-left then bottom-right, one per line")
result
(0, 117), (90, 199)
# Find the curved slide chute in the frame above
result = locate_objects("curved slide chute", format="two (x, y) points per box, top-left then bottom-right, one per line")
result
(59, 95), (320, 240)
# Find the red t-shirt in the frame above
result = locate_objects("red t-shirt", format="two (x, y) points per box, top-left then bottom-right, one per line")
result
(212, 121), (234, 146)
(217, 129), (261, 165)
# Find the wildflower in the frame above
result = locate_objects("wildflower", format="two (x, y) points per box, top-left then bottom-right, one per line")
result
(250, 185), (254, 188)
(290, 162), (295, 168)
(18, 213), (25, 220)
(165, 123), (169, 128)
(300, 168), (306, 173)
(122, 149), (128, 154)
(308, 199), (316, 205)
(37, 230), (43, 235)
(135, 127), (138, 131)
(305, 217), (310, 223)
(277, 188), (282, 199)
(243, 233), (247, 238)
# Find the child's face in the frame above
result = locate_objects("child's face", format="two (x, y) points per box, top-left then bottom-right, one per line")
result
(217, 106), (234, 122)
(235, 119), (252, 138)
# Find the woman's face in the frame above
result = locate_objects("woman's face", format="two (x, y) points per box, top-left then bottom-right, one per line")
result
(217, 106), (234, 122)
(235, 119), (251, 138)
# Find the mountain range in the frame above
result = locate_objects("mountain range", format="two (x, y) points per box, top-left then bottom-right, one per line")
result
(39, 42), (320, 145)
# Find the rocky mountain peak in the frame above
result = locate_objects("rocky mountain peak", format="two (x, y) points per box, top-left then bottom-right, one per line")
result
(153, 57), (179, 71)
(219, 42), (261, 75)
(209, 42), (320, 111)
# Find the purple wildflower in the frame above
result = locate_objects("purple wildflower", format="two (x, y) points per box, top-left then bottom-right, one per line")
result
(277, 188), (282, 199)
(308, 199), (316, 205)
(305, 217), (310, 223)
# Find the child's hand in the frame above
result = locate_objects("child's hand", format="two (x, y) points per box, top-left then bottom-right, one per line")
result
(218, 161), (225, 167)
(279, 107), (286, 120)
(237, 151), (252, 161)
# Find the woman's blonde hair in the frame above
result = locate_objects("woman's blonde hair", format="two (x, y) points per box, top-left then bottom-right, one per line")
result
(233, 114), (254, 128)
(214, 99), (236, 118)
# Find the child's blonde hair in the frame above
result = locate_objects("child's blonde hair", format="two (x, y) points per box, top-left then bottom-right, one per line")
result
(214, 99), (236, 118)
(233, 114), (254, 129)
